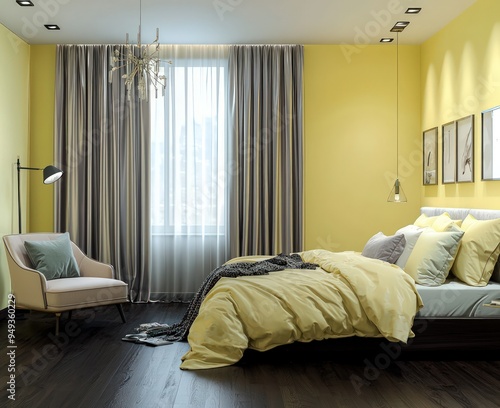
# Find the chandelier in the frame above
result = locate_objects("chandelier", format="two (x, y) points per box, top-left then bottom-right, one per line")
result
(109, 0), (168, 100)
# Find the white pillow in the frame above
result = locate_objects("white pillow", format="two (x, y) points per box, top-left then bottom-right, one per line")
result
(404, 227), (464, 286)
(395, 225), (424, 269)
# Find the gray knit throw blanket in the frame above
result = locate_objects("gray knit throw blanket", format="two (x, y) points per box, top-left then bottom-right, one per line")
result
(145, 253), (318, 342)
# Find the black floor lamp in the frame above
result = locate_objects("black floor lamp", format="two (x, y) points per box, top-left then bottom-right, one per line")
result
(17, 157), (63, 233)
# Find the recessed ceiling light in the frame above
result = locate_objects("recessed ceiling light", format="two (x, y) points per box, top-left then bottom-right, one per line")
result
(44, 24), (60, 30)
(406, 8), (422, 14)
(16, 0), (34, 6)
(380, 38), (394, 43)
(390, 21), (410, 32)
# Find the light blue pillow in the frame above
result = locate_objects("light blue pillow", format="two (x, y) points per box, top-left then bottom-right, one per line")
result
(361, 232), (406, 264)
(24, 233), (80, 280)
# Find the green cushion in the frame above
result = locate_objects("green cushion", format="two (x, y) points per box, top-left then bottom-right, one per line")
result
(24, 233), (80, 280)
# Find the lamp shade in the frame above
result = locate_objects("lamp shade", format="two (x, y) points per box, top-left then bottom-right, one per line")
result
(387, 179), (407, 203)
(43, 165), (63, 184)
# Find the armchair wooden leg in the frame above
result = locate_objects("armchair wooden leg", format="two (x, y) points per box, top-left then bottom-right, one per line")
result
(68, 310), (72, 321)
(55, 313), (61, 336)
(116, 304), (126, 323)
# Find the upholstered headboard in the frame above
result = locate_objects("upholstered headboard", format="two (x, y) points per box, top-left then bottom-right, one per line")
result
(421, 207), (500, 222)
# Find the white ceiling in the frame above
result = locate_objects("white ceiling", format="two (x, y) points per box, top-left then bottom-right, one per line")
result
(0, 0), (476, 45)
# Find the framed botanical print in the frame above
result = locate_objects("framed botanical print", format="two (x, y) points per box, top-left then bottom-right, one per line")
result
(442, 121), (457, 184)
(456, 114), (474, 183)
(423, 127), (438, 185)
(482, 106), (500, 180)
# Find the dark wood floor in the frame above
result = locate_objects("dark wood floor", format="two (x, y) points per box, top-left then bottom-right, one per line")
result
(1, 302), (500, 408)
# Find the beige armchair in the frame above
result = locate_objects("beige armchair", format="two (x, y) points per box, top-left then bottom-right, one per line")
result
(3, 233), (129, 335)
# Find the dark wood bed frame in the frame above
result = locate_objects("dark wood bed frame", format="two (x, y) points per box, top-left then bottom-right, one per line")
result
(242, 317), (500, 365)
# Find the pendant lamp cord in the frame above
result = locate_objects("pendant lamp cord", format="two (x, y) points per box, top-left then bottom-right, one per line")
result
(396, 32), (399, 179)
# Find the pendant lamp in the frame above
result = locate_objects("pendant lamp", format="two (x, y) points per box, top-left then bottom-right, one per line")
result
(387, 31), (407, 203)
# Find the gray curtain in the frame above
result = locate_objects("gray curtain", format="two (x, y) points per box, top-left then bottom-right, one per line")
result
(54, 45), (151, 302)
(228, 45), (304, 257)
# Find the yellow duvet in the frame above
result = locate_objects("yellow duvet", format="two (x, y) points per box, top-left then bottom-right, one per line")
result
(180, 249), (423, 370)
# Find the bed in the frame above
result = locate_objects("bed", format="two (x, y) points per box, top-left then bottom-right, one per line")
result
(179, 207), (500, 370)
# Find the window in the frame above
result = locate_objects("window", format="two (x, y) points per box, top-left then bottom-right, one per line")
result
(150, 61), (227, 235)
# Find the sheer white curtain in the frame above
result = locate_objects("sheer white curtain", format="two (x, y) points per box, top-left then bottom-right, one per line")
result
(150, 45), (230, 301)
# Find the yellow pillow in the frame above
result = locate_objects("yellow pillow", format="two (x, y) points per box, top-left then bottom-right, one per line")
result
(414, 213), (438, 227)
(451, 214), (500, 286)
(414, 212), (450, 228)
(431, 213), (458, 232)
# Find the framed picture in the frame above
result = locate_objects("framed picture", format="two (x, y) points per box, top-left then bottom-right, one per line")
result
(423, 127), (438, 185)
(456, 114), (474, 183)
(482, 106), (500, 180)
(442, 121), (457, 184)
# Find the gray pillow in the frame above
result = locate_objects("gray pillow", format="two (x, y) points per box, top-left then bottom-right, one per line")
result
(24, 233), (80, 280)
(362, 232), (406, 264)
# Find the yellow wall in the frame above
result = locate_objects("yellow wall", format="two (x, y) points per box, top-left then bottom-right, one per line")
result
(421, 0), (500, 208)
(0, 25), (30, 308)
(304, 44), (421, 252)
(29, 45), (57, 232)
(23, 0), (500, 257)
